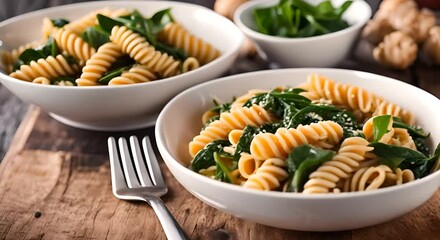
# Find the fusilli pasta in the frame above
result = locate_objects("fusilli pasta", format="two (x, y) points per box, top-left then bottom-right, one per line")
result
(189, 104), (274, 158)
(158, 22), (220, 65)
(250, 121), (344, 160)
(76, 42), (124, 86)
(108, 65), (157, 85)
(10, 54), (79, 81)
(243, 158), (288, 190)
(110, 25), (180, 77)
(303, 137), (373, 193)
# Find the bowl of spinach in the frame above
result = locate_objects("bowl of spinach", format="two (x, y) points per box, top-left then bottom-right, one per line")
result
(233, 0), (371, 67)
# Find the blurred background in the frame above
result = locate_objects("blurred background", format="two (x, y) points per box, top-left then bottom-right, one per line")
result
(0, 0), (215, 21)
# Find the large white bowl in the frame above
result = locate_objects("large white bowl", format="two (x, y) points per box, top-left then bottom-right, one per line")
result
(234, 0), (371, 68)
(0, 1), (244, 131)
(156, 68), (440, 231)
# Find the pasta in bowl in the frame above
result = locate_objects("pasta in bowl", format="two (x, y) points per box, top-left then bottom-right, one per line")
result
(0, 1), (243, 130)
(155, 68), (440, 231)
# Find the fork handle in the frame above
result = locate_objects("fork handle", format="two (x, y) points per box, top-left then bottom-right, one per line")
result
(146, 198), (189, 240)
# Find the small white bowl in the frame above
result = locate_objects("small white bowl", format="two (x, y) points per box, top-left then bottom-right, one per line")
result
(155, 68), (440, 231)
(0, 1), (244, 131)
(234, 0), (372, 67)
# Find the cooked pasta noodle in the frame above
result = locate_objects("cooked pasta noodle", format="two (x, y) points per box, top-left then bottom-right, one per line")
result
(303, 137), (373, 194)
(389, 128), (417, 150)
(108, 65), (157, 85)
(362, 116), (395, 143)
(189, 104), (274, 158)
(343, 165), (392, 192)
(32, 76), (51, 85)
(238, 153), (264, 179)
(373, 101), (415, 125)
(76, 42), (124, 86)
(42, 17), (57, 39)
(228, 129), (244, 146)
(64, 8), (130, 35)
(2, 40), (43, 73)
(159, 22), (220, 65)
(10, 54), (79, 81)
(302, 73), (384, 116)
(5, 8), (214, 86)
(182, 57), (200, 73)
(53, 28), (96, 64)
(230, 89), (268, 111)
(243, 158), (288, 190)
(188, 73), (438, 193)
(250, 121), (344, 160)
(110, 25), (181, 77)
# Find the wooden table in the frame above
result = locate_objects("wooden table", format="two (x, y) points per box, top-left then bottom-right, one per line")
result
(1, 1), (440, 239)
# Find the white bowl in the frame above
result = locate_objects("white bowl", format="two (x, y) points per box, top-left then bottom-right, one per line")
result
(234, 0), (371, 68)
(0, 1), (244, 131)
(155, 68), (440, 231)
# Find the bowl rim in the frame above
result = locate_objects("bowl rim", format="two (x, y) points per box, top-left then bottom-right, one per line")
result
(233, 0), (372, 43)
(0, 0), (244, 90)
(156, 67), (440, 200)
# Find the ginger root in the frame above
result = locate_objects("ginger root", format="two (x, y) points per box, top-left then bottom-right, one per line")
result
(423, 26), (440, 65)
(362, 19), (394, 45)
(373, 31), (418, 70)
(362, 0), (440, 68)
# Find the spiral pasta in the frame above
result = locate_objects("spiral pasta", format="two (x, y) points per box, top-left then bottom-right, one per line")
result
(110, 25), (181, 77)
(363, 115), (395, 143)
(182, 57), (200, 73)
(108, 65), (157, 85)
(243, 158), (288, 190)
(32, 77), (51, 85)
(363, 116), (417, 150)
(302, 137), (373, 194)
(250, 121), (344, 160)
(188, 73), (438, 193)
(53, 28), (96, 64)
(158, 22), (220, 65)
(76, 42), (124, 86)
(343, 165), (415, 192)
(373, 101), (415, 125)
(64, 8), (130, 35)
(303, 73), (384, 116)
(2, 40), (43, 73)
(238, 153), (264, 179)
(189, 104), (274, 158)
(230, 89), (268, 111)
(10, 54), (79, 82)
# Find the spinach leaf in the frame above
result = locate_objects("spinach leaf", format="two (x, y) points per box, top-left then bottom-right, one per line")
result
(253, 0), (353, 38)
(370, 142), (439, 178)
(392, 117), (428, 139)
(214, 152), (236, 183)
(51, 18), (70, 27)
(97, 14), (124, 33)
(232, 126), (258, 164)
(243, 89), (311, 122)
(97, 10), (186, 60)
(150, 8), (174, 35)
(98, 66), (130, 84)
(82, 26), (110, 49)
(191, 140), (230, 172)
(13, 37), (60, 71)
(288, 104), (361, 137)
(285, 145), (335, 192)
(372, 115), (392, 143)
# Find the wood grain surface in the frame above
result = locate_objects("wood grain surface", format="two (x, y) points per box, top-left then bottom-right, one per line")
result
(0, 107), (439, 240)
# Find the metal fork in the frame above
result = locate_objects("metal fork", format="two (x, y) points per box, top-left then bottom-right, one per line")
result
(108, 136), (188, 240)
